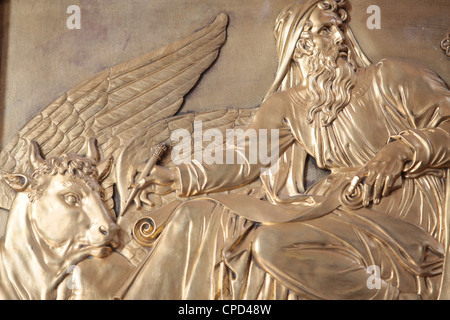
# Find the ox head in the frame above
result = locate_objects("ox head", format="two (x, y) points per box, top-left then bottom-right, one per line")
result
(1, 139), (118, 262)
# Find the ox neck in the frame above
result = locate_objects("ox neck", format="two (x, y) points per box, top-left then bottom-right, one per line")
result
(1, 193), (69, 299)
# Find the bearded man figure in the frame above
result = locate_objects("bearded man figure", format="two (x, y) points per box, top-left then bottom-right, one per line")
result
(121, 0), (450, 300)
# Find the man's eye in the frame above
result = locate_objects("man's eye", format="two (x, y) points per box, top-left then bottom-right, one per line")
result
(319, 26), (331, 35)
(64, 193), (80, 206)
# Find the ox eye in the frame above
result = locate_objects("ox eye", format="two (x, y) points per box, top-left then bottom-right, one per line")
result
(64, 193), (80, 206)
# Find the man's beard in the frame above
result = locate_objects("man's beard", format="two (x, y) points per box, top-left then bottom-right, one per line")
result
(304, 45), (357, 126)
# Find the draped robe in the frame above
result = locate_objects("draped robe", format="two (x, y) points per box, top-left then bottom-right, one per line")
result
(123, 59), (450, 300)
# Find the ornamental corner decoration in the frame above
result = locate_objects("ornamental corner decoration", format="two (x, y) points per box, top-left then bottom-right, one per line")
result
(441, 33), (450, 57)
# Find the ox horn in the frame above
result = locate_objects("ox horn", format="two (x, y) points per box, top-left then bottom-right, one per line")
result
(29, 140), (45, 171)
(86, 137), (113, 182)
(86, 138), (100, 165)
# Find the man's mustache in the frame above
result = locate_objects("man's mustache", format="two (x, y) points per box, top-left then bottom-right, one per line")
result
(337, 45), (349, 58)
(330, 44), (349, 62)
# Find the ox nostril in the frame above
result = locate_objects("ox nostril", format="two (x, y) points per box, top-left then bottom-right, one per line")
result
(99, 226), (109, 236)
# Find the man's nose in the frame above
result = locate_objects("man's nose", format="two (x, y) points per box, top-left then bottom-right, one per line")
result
(332, 26), (345, 45)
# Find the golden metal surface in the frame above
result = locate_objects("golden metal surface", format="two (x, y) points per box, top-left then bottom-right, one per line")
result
(0, 0), (449, 300)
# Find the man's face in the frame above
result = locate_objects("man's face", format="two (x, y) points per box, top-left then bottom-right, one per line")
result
(308, 8), (348, 61)
(297, 7), (357, 126)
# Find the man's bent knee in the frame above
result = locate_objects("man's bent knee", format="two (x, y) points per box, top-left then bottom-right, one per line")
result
(252, 225), (285, 268)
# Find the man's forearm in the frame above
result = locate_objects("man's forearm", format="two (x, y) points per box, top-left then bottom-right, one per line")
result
(390, 123), (450, 175)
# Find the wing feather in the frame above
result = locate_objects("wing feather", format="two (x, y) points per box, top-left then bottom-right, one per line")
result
(94, 49), (222, 131)
(0, 14), (228, 210)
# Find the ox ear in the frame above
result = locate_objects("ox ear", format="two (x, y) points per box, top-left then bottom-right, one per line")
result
(97, 156), (114, 183)
(0, 171), (30, 192)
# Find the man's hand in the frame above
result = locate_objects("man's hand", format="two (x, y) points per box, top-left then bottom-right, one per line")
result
(132, 165), (178, 193)
(128, 164), (179, 208)
(347, 140), (414, 207)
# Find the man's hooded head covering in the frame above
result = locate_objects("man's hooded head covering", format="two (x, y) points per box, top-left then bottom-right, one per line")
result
(264, 0), (371, 101)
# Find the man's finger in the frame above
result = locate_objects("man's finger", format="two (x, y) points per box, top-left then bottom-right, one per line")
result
(382, 175), (394, 197)
(133, 179), (146, 189)
(140, 191), (155, 207)
(363, 173), (375, 207)
(133, 195), (142, 210)
(373, 174), (384, 204)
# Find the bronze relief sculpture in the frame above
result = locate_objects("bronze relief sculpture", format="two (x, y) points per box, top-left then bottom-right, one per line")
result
(0, 0), (449, 300)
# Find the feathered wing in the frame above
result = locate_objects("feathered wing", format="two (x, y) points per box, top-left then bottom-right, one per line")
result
(0, 14), (228, 210)
(114, 108), (260, 216)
